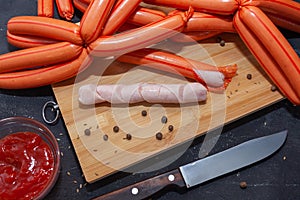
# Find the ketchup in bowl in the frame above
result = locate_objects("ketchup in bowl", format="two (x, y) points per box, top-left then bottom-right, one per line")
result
(0, 117), (60, 200)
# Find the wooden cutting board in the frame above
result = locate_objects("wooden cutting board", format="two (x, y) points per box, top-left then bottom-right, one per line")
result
(52, 32), (283, 183)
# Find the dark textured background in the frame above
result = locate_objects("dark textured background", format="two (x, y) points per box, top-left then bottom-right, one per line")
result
(0, 1), (299, 199)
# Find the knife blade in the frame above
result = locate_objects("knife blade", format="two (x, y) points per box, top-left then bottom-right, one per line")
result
(92, 130), (287, 200)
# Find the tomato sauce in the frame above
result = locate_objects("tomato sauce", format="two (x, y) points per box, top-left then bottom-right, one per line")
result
(0, 132), (54, 200)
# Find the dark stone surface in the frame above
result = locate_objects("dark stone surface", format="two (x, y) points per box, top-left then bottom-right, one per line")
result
(0, 1), (299, 199)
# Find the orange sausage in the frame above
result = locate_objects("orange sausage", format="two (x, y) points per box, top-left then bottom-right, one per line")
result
(127, 6), (167, 26)
(262, 11), (300, 34)
(73, 0), (89, 13)
(0, 42), (82, 73)
(38, 0), (54, 17)
(88, 8), (194, 57)
(8, 16), (83, 45)
(79, 0), (116, 44)
(117, 48), (237, 81)
(102, 0), (142, 35)
(7, 31), (58, 48)
(55, 0), (74, 20)
(251, 0), (300, 32)
(180, 11), (236, 33)
(170, 31), (222, 43)
(234, 6), (300, 105)
(0, 49), (92, 89)
(142, 0), (238, 15)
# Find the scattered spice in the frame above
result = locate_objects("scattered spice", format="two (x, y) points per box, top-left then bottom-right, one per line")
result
(246, 74), (252, 80)
(219, 40), (226, 47)
(103, 134), (109, 141)
(283, 156), (287, 160)
(141, 110), (147, 116)
(240, 181), (247, 189)
(76, 188), (80, 193)
(271, 85), (277, 92)
(161, 116), (168, 124)
(156, 132), (163, 140)
(113, 126), (119, 133)
(125, 134), (132, 140)
(84, 128), (91, 136)
(67, 171), (71, 176)
(168, 125), (174, 132)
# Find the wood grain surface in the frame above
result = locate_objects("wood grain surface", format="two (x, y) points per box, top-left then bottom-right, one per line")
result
(52, 32), (283, 183)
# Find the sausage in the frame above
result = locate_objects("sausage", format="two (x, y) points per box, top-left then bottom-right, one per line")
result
(8, 16), (83, 45)
(102, 0), (142, 35)
(88, 8), (194, 57)
(38, 0), (54, 18)
(79, 0), (116, 44)
(262, 11), (300, 34)
(234, 7), (300, 105)
(0, 49), (92, 89)
(126, 6), (167, 26)
(78, 82), (207, 105)
(251, 0), (300, 32)
(179, 11), (236, 33)
(142, 0), (238, 15)
(0, 42), (82, 73)
(6, 31), (58, 48)
(117, 48), (237, 89)
(170, 31), (222, 43)
(73, 0), (89, 13)
(55, 0), (74, 20)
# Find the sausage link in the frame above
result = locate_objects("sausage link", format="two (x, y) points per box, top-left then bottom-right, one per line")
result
(127, 6), (167, 26)
(78, 83), (207, 105)
(251, 0), (300, 32)
(88, 8), (193, 57)
(0, 49), (92, 89)
(102, 0), (142, 35)
(142, 0), (238, 15)
(8, 16), (82, 45)
(0, 42), (82, 73)
(117, 48), (237, 88)
(7, 31), (58, 48)
(170, 31), (222, 43)
(55, 0), (74, 20)
(38, 0), (54, 17)
(79, 0), (116, 44)
(73, 0), (89, 13)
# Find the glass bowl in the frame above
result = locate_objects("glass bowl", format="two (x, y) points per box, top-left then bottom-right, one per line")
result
(0, 116), (60, 200)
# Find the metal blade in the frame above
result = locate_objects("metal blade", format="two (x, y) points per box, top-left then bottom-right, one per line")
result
(179, 130), (287, 188)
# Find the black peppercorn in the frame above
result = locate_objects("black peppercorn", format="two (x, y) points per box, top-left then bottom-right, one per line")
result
(156, 132), (163, 140)
(84, 128), (91, 136)
(168, 125), (174, 132)
(271, 85), (277, 92)
(161, 116), (168, 124)
(103, 134), (108, 141)
(141, 110), (147, 116)
(126, 133), (132, 140)
(246, 74), (252, 80)
(219, 40), (225, 47)
(113, 126), (119, 133)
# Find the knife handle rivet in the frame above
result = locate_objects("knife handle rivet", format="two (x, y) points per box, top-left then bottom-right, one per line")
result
(131, 187), (139, 195)
(168, 174), (175, 182)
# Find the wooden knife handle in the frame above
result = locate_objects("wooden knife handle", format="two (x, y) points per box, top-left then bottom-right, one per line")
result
(92, 169), (186, 200)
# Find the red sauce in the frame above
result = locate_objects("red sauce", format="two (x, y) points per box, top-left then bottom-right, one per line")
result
(0, 132), (55, 200)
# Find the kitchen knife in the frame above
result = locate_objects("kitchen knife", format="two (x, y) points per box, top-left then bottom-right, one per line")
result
(93, 130), (287, 200)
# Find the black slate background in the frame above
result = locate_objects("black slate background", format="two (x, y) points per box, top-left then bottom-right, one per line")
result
(0, 1), (300, 200)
